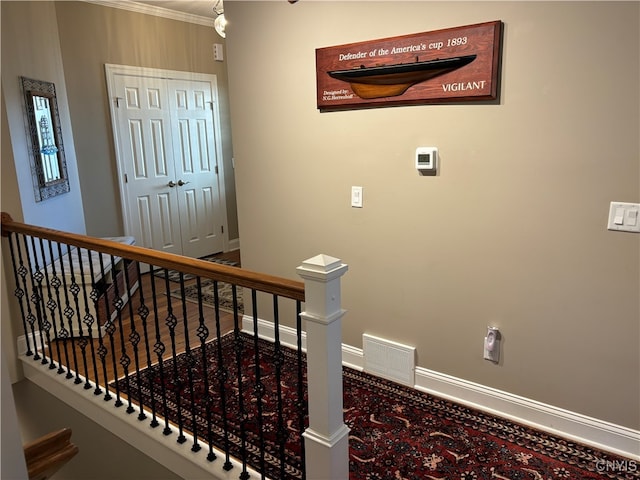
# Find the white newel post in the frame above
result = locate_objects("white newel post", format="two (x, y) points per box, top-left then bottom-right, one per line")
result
(297, 254), (350, 480)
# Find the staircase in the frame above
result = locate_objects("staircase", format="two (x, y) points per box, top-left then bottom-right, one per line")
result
(2, 212), (350, 480)
(23, 428), (78, 480)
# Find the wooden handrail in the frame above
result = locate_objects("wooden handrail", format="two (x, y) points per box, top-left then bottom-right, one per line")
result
(1, 212), (305, 302)
(23, 428), (79, 480)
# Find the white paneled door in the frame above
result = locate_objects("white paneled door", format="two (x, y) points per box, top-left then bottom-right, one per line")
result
(106, 66), (227, 258)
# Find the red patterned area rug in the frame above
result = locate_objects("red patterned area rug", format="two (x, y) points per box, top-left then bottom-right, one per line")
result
(114, 333), (638, 480)
(169, 280), (244, 314)
(154, 254), (240, 283)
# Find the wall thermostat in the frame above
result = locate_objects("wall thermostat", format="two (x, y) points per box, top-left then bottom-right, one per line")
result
(416, 147), (438, 174)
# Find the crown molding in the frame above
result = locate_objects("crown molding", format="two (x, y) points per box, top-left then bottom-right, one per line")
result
(83, 1), (214, 27)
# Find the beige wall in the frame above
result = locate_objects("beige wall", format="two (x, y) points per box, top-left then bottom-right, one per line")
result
(1, 1), (86, 233)
(1, 0), (88, 384)
(225, 1), (639, 429)
(1, 87), (24, 383)
(54, 1), (239, 240)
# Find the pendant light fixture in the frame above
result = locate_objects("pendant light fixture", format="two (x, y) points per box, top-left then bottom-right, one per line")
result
(214, 0), (298, 38)
(213, 0), (226, 38)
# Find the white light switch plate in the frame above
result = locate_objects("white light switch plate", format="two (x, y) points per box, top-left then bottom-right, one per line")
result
(607, 202), (640, 233)
(351, 186), (363, 208)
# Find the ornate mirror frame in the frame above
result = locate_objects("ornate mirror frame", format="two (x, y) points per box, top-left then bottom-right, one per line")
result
(21, 76), (70, 202)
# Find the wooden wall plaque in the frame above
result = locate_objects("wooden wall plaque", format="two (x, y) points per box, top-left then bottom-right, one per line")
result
(316, 21), (503, 111)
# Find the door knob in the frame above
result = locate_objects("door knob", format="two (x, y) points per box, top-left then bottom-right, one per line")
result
(177, 180), (190, 186)
(167, 180), (176, 188)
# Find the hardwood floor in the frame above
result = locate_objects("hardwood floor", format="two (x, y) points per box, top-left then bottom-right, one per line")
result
(44, 251), (242, 387)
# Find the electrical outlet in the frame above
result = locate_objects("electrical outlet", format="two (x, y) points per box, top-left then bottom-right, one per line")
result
(483, 327), (500, 363)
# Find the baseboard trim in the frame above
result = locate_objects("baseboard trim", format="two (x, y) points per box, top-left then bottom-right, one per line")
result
(242, 316), (639, 460)
(228, 238), (240, 252)
(241, 316), (306, 351)
(412, 367), (640, 460)
(17, 331), (45, 356)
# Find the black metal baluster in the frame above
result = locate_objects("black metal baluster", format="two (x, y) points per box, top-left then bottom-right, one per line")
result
(179, 274), (200, 452)
(54, 242), (74, 378)
(7, 233), (33, 356)
(64, 246), (84, 382)
(251, 289), (267, 479)
(147, 267), (165, 430)
(45, 240), (67, 374)
(109, 254), (133, 413)
(272, 295), (288, 479)
(95, 252), (114, 401)
(84, 252), (104, 395)
(213, 280), (233, 471)
(127, 261), (147, 421)
(36, 238), (56, 370)
(194, 276), (216, 462)
(164, 270), (182, 438)
(101, 254), (122, 404)
(121, 259), (144, 418)
(26, 235), (48, 364)
(122, 257), (142, 417)
(73, 247), (95, 389)
(296, 300), (307, 479)
(232, 283), (250, 480)
(169, 272), (187, 444)
(17, 234), (39, 359)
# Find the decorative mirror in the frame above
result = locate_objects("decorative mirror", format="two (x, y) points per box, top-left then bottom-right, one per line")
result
(21, 77), (70, 201)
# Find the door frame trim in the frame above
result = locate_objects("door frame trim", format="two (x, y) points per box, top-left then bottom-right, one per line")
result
(104, 64), (229, 254)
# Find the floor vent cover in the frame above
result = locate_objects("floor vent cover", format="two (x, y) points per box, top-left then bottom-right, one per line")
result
(363, 334), (415, 386)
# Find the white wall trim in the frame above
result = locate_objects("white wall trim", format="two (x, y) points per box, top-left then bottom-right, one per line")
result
(241, 315), (306, 352)
(228, 238), (240, 252)
(242, 316), (640, 460)
(412, 367), (640, 461)
(83, 1), (213, 27)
